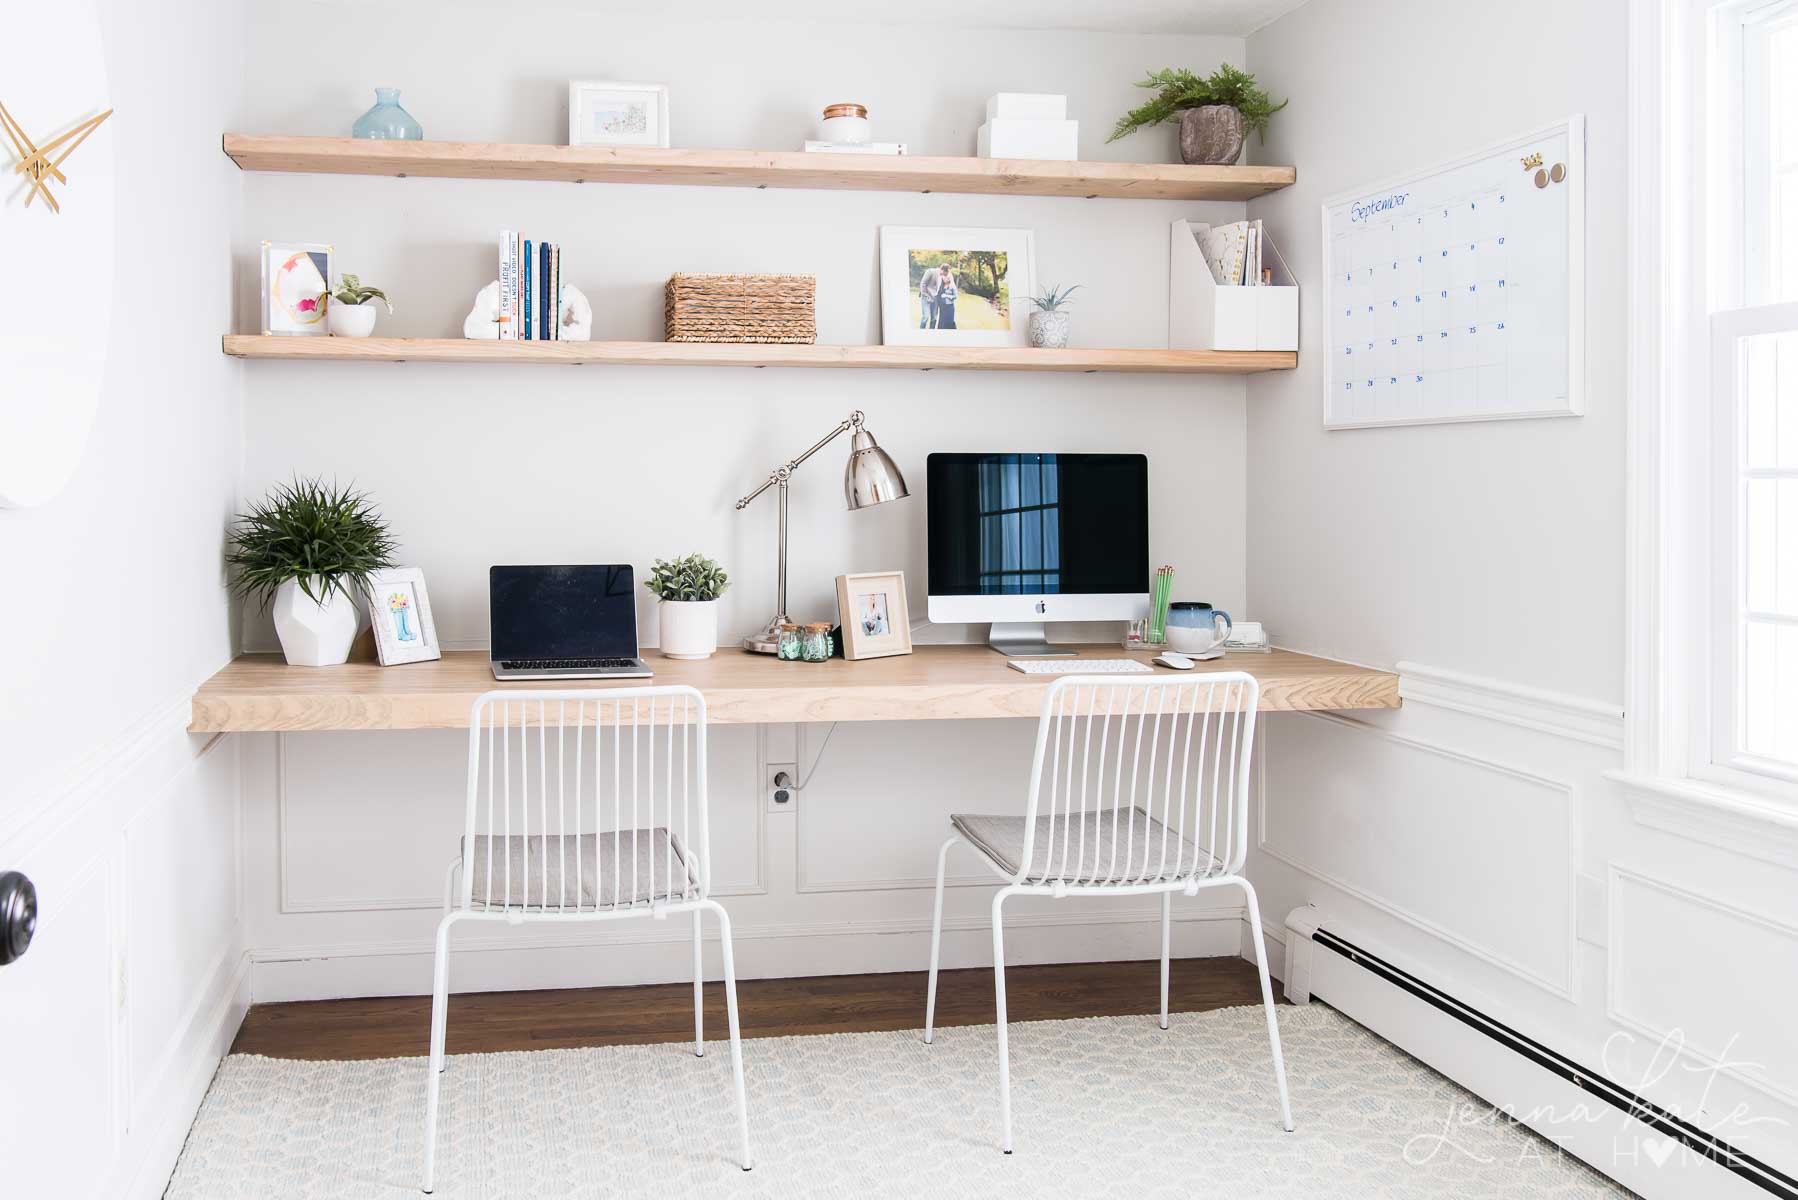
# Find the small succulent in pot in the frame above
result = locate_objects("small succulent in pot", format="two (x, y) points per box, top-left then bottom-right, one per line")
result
(226, 476), (397, 666)
(1026, 284), (1081, 350)
(1107, 64), (1287, 164)
(328, 273), (393, 337)
(645, 553), (730, 660)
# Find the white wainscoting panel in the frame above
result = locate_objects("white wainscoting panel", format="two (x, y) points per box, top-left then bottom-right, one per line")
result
(1258, 711), (1579, 1000)
(1608, 866), (1798, 1108)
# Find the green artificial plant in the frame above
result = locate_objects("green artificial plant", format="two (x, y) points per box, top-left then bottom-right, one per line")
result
(644, 553), (730, 602)
(331, 273), (394, 312)
(1107, 64), (1288, 143)
(226, 476), (397, 607)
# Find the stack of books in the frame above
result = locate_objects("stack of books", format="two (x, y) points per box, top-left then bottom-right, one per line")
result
(497, 230), (565, 341)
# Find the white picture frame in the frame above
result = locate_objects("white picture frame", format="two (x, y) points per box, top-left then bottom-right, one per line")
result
(879, 226), (1036, 347)
(568, 81), (670, 148)
(364, 567), (441, 666)
(836, 571), (913, 660)
(261, 241), (333, 336)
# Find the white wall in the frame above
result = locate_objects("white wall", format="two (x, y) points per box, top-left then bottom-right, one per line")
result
(1245, 0), (1798, 1186)
(235, 3), (1260, 1000)
(0, 1), (249, 1195)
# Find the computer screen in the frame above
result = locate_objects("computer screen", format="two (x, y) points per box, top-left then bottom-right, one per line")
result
(489, 564), (639, 660)
(926, 453), (1148, 607)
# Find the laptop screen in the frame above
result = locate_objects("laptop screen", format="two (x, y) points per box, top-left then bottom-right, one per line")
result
(489, 565), (639, 660)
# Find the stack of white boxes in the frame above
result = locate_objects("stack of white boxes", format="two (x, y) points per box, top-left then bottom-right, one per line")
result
(977, 93), (1078, 161)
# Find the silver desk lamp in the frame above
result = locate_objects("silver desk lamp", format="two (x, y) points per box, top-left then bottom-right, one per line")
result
(735, 410), (909, 654)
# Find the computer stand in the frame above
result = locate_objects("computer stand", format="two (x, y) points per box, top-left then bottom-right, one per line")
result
(986, 623), (1076, 657)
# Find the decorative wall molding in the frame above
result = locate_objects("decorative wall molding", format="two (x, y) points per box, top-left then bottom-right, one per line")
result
(1257, 710), (1582, 1002)
(275, 731), (769, 914)
(1396, 660), (1625, 750)
(1607, 865), (1798, 1108)
(1608, 768), (1798, 871)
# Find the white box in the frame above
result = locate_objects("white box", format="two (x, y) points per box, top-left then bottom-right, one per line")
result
(985, 93), (1067, 121)
(977, 118), (1079, 161)
(1168, 218), (1299, 352)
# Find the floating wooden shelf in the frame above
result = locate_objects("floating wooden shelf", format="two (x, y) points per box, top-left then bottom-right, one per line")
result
(221, 335), (1296, 374)
(222, 135), (1295, 201)
(188, 646), (1400, 732)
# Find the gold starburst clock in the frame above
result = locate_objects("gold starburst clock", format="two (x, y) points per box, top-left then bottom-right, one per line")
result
(1, 0), (116, 509)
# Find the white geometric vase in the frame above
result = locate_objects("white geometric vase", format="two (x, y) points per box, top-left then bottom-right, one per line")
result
(271, 577), (365, 667)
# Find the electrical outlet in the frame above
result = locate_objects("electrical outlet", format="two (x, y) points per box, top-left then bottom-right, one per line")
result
(766, 762), (797, 813)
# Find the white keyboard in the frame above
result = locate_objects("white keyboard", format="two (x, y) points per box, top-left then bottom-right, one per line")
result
(1007, 658), (1153, 675)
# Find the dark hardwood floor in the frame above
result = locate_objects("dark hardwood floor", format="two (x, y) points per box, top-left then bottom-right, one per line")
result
(232, 957), (1278, 1061)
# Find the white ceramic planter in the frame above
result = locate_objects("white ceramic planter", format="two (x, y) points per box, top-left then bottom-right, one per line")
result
(272, 577), (365, 666)
(658, 599), (719, 660)
(328, 301), (379, 338)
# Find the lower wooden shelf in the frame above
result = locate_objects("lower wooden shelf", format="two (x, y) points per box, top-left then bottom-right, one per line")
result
(188, 646), (1400, 732)
(221, 335), (1297, 374)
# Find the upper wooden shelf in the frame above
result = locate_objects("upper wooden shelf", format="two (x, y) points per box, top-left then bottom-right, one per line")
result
(188, 646), (1400, 732)
(222, 135), (1296, 201)
(221, 336), (1296, 374)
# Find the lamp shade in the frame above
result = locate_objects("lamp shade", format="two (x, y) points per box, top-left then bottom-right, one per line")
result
(844, 427), (909, 510)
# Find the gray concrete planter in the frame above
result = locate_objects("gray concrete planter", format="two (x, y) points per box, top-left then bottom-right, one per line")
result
(1179, 106), (1245, 165)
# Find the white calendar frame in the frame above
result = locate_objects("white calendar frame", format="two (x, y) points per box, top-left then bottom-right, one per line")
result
(1321, 116), (1585, 430)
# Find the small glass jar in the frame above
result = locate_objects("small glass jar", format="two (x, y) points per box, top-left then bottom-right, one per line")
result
(818, 103), (871, 145)
(802, 622), (833, 662)
(777, 623), (804, 660)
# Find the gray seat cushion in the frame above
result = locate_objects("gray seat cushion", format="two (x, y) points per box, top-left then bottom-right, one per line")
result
(952, 807), (1219, 884)
(465, 828), (696, 909)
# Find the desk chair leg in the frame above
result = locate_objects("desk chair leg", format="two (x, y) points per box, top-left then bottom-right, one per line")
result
(705, 900), (754, 1171)
(691, 907), (705, 1058)
(1159, 890), (1172, 1031)
(991, 886), (1015, 1154)
(436, 862), (459, 1076)
(1241, 880), (1295, 1132)
(421, 913), (456, 1193)
(923, 835), (959, 1044)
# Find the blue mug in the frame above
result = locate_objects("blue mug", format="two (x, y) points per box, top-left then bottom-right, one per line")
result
(1165, 602), (1232, 654)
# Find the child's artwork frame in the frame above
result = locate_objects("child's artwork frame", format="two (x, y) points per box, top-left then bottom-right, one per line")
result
(261, 241), (333, 336)
(364, 567), (441, 666)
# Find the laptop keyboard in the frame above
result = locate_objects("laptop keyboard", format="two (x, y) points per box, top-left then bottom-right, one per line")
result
(499, 658), (640, 671)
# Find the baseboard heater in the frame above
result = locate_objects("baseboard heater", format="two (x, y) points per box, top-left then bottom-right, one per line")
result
(1283, 909), (1795, 1200)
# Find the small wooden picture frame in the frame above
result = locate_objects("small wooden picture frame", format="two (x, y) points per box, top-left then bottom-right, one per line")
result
(835, 571), (912, 660)
(364, 567), (441, 666)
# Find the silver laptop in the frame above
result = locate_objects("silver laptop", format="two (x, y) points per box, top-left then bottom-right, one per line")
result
(489, 564), (653, 680)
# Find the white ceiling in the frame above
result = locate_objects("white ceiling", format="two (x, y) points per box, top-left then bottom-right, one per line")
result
(308, 0), (1311, 37)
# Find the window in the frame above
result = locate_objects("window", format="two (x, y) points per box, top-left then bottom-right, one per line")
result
(1706, 0), (1798, 788)
(977, 454), (1062, 595)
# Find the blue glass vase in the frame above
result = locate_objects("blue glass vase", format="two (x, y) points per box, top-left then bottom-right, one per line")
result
(351, 88), (422, 140)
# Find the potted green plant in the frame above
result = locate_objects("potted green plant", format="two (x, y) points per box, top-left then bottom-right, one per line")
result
(327, 273), (394, 338)
(645, 554), (730, 660)
(1026, 284), (1081, 349)
(1107, 65), (1287, 165)
(227, 477), (397, 666)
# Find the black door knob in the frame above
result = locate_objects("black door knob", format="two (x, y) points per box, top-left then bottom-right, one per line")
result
(0, 871), (36, 965)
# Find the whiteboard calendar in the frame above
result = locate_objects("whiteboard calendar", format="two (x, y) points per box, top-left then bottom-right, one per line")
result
(1323, 117), (1584, 429)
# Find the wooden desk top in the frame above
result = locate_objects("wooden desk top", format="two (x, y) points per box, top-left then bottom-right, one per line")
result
(187, 646), (1399, 732)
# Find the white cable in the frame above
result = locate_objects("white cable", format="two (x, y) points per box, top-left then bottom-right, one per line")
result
(796, 722), (838, 789)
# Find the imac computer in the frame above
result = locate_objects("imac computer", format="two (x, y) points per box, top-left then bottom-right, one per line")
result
(926, 452), (1149, 656)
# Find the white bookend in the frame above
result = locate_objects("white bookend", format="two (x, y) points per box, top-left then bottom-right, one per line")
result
(1169, 218), (1299, 352)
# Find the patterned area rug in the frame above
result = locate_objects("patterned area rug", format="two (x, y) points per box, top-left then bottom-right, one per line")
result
(167, 1003), (1629, 1198)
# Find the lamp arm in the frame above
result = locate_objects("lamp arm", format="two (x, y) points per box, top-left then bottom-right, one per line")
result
(734, 410), (865, 510)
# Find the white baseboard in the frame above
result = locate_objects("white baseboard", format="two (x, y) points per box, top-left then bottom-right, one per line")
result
(112, 949), (251, 1200)
(250, 908), (1249, 1003)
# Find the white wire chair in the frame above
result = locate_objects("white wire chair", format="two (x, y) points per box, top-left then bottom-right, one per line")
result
(922, 672), (1293, 1153)
(421, 686), (752, 1193)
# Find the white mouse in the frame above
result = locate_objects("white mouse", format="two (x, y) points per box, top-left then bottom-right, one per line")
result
(1154, 652), (1195, 670)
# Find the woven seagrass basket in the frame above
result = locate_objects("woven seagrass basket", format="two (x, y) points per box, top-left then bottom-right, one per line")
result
(664, 273), (817, 343)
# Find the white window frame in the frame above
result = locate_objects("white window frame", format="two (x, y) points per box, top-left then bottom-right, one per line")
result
(1615, 0), (1798, 862)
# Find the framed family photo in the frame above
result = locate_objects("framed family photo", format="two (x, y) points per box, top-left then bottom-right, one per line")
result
(879, 226), (1036, 347)
(260, 241), (333, 336)
(836, 571), (913, 660)
(364, 567), (441, 666)
(568, 80), (671, 147)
